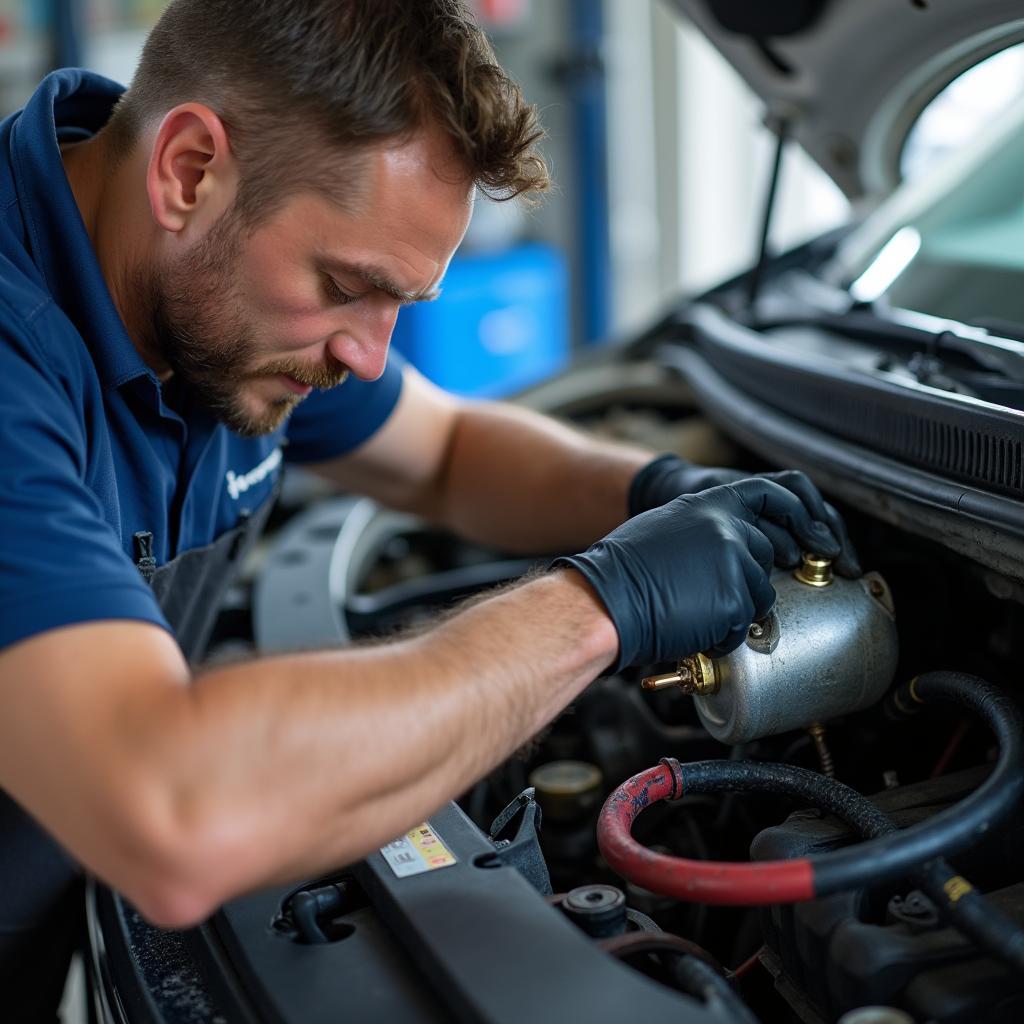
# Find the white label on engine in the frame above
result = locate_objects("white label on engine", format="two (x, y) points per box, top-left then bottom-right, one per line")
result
(380, 823), (457, 877)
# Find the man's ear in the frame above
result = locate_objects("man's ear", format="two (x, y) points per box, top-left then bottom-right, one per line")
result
(145, 103), (239, 236)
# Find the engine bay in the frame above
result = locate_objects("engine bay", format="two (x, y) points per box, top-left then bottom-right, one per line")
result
(88, 346), (1024, 1024)
(88, 346), (1015, 1024)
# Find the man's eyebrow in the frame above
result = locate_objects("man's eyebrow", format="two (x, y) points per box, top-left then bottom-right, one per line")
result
(324, 260), (441, 304)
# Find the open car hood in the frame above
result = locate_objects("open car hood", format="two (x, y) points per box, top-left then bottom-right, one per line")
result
(668, 0), (1024, 200)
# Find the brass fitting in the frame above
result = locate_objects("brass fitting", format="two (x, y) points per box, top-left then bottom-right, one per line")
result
(794, 552), (834, 587)
(642, 652), (719, 696)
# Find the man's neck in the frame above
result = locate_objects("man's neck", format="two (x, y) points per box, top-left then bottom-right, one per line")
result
(61, 134), (173, 379)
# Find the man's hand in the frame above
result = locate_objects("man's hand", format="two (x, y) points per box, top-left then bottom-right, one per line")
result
(628, 452), (748, 508)
(629, 454), (861, 577)
(555, 477), (846, 671)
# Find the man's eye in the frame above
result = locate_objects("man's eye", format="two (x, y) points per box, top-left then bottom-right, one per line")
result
(323, 276), (355, 305)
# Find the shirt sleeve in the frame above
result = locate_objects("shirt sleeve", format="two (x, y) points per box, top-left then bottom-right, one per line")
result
(0, 323), (169, 652)
(283, 350), (406, 463)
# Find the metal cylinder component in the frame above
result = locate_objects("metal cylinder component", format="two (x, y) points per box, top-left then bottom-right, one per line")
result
(690, 566), (898, 744)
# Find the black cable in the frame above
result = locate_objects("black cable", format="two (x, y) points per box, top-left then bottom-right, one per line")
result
(918, 859), (1024, 971)
(604, 932), (758, 1022)
(663, 953), (760, 1024)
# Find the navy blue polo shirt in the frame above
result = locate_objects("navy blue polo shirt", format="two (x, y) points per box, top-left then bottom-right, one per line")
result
(0, 69), (404, 654)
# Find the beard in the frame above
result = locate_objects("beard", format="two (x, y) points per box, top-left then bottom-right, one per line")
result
(139, 211), (349, 437)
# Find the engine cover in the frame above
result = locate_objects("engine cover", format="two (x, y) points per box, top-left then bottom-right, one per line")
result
(89, 801), (742, 1023)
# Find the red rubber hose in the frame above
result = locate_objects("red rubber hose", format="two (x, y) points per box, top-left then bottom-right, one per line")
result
(596, 760), (815, 905)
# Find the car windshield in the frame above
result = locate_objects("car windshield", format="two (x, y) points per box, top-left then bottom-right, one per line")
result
(827, 97), (1024, 335)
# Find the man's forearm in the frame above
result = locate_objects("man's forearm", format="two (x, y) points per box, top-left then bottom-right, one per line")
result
(123, 568), (617, 924)
(422, 402), (650, 552)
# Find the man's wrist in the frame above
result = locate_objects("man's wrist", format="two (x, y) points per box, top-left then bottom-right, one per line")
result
(546, 566), (620, 673)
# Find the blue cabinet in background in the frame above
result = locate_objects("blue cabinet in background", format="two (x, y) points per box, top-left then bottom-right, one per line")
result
(390, 242), (568, 398)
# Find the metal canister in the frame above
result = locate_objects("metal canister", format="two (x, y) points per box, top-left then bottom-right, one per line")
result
(644, 555), (899, 744)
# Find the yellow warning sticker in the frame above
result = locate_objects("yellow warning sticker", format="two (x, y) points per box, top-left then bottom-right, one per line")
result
(380, 823), (457, 878)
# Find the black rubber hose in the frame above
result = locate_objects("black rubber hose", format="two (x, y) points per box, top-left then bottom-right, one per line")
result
(290, 891), (327, 944)
(675, 760), (892, 832)
(670, 760), (1024, 972)
(813, 672), (1024, 895)
(601, 675), (1024, 968)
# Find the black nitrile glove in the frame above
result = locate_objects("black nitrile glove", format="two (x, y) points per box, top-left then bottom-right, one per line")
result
(629, 454), (861, 577)
(628, 453), (748, 512)
(555, 477), (844, 672)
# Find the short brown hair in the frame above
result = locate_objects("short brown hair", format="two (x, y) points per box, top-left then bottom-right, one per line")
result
(105, 0), (550, 221)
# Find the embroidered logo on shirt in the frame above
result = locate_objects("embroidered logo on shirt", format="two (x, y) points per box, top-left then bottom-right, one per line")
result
(226, 448), (283, 501)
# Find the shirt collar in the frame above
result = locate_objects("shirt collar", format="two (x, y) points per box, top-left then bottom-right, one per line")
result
(10, 69), (156, 391)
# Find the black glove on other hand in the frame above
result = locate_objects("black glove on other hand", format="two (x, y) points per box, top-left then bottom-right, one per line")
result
(555, 478), (844, 672)
(629, 454), (861, 577)
(628, 453), (748, 513)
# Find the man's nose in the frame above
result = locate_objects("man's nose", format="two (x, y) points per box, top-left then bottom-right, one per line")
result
(326, 301), (401, 382)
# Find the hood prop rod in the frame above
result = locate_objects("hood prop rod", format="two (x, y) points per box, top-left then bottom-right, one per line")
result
(747, 117), (790, 309)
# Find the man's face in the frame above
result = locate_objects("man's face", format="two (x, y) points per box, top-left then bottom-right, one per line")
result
(148, 130), (473, 436)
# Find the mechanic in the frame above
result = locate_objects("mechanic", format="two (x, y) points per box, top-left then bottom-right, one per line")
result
(0, 0), (858, 1016)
